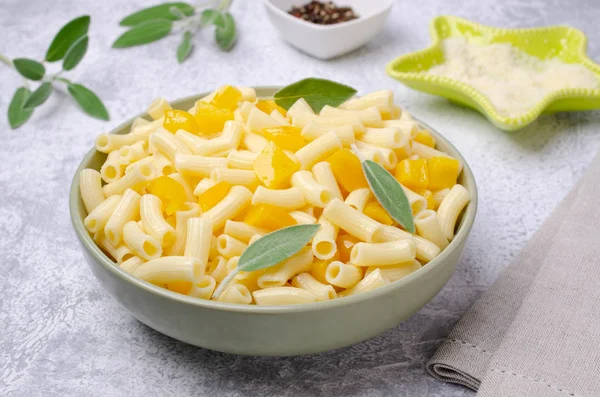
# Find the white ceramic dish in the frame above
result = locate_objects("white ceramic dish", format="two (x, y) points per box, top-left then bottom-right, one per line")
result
(263, 0), (393, 59)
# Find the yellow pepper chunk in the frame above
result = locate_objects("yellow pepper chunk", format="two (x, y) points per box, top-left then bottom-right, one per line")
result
(163, 109), (200, 134)
(259, 126), (306, 152)
(198, 181), (231, 212)
(194, 102), (234, 135)
(253, 141), (299, 189)
(146, 176), (187, 216)
(310, 253), (339, 284)
(244, 204), (296, 230)
(326, 149), (369, 193)
(428, 156), (460, 190)
(337, 234), (361, 263)
(414, 189), (436, 210)
(413, 129), (436, 147)
(363, 201), (394, 225)
(256, 99), (287, 116)
(396, 158), (429, 190)
(211, 85), (242, 110)
(166, 214), (177, 228)
(167, 282), (192, 295)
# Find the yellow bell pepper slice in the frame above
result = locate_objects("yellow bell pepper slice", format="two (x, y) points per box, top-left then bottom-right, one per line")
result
(363, 201), (394, 225)
(244, 204), (297, 230)
(194, 102), (234, 136)
(428, 156), (460, 190)
(396, 158), (429, 190)
(163, 109), (200, 134)
(198, 181), (231, 212)
(326, 149), (369, 193)
(146, 176), (187, 216)
(253, 141), (300, 189)
(211, 85), (242, 110)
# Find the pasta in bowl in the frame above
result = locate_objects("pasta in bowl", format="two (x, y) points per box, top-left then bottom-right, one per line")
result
(70, 85), (476, 355)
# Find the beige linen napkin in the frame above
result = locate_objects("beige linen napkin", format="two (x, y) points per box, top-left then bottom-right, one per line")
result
(427, 151), (600, 396)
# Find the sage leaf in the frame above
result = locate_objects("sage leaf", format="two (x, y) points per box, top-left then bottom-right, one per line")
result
(176, 31), (193, 63)
(13, 58), (45, 81)
(201, 9), (225, 28)
(22, 83), (53, 110)
(214, 12), (236, 51)
(352, 145), (415, 233)
(113, 19), (173, 48)
(67, 83), (110, 121)
(213, 224), (320, 298)
(62, 35), (88, 71)
(45, 15), (90, 62)
(8, 87), (34, 129)
(119, 3), (194, 26)
(274, 78), (357, 113)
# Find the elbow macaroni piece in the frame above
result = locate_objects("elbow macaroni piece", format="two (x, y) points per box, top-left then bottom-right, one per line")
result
(80, 169), (106, 213)
(323, 198), (382, 242)
(140, 194), (176, 247)
(350, 240), (416, 267)
(83, 86), (471, 305)
(252, 186), (307, 210)
(292, 273), (337, 301)
(294, 131), (342, 170)
(253, 287), (317, 305)
(291, 171), (333, 208)
(437, 184), (471, 240)
(133, 256), (203, 285)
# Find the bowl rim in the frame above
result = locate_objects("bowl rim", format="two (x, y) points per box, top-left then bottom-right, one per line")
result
(262, 0), (393, 31)
(69, 85), (478, 314)
(386, 15), (600, 131)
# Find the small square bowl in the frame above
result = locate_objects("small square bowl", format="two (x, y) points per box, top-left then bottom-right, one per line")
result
(263, 0), (393, 59)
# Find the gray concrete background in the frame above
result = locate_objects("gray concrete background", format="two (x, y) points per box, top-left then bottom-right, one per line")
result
(1, 0), (599, 395)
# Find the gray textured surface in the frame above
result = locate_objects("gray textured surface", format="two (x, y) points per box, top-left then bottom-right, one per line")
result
(1, 0), (599, 396)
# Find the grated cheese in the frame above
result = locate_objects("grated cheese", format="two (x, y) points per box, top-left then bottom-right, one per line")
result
(425, 37), (600, 117)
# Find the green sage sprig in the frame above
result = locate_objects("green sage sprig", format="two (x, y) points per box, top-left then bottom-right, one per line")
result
(351, 144), (416, 234)
(113, 0), (237, 63)
(2, 15), (109, 129)
(212, 224), (320, 299)
(274, 78), (357, 113)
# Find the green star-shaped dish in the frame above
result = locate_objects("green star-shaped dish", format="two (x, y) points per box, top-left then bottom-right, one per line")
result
(386, 15), (600, 131)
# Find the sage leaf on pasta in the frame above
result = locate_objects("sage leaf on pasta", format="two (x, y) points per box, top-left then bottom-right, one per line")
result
(45, 15), (90, 62)
(351, 144), (415, 234)
(119, 3), (194, 26)
(212, 224), (320, 298)
(8, 87), (34, 129)
(274, 78), (357, 112)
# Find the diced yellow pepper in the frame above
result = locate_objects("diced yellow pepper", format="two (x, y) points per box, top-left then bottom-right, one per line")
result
(414, 189), (436, 210)
(396, 158), (429, 190)
(163, 109), (200, 134)
(166, 214), (177, 228)
(326, 149), (369, 193)
(413, 129), (436, 147)
(256, 99), (287, 116)
(311, 260), (330, 284)
(198, 181), (231, 212)
(211, 85), (242, 110)
(146, 176), (187, 216)
(244, 204), (296, 230)
(194, 102), (234, 135)
(428, 156), (460, 190)
(337, 234), (361, 263)
(167, 282), (192, 295)
(363, 201), (394, 225)
(259, 126), (306, 152)
(253, 141), (300, 189)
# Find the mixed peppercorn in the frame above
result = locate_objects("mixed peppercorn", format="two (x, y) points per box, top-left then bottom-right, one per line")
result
(288, 1), (358, 25)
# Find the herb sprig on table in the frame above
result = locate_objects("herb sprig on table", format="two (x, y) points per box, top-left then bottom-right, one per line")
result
(1, 15), (109, 130)
(113, 0), (237, 63)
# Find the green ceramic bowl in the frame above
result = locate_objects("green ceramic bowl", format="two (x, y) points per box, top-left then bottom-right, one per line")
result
(387, 15), (600, 131)
(69, 87), (477, 356)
